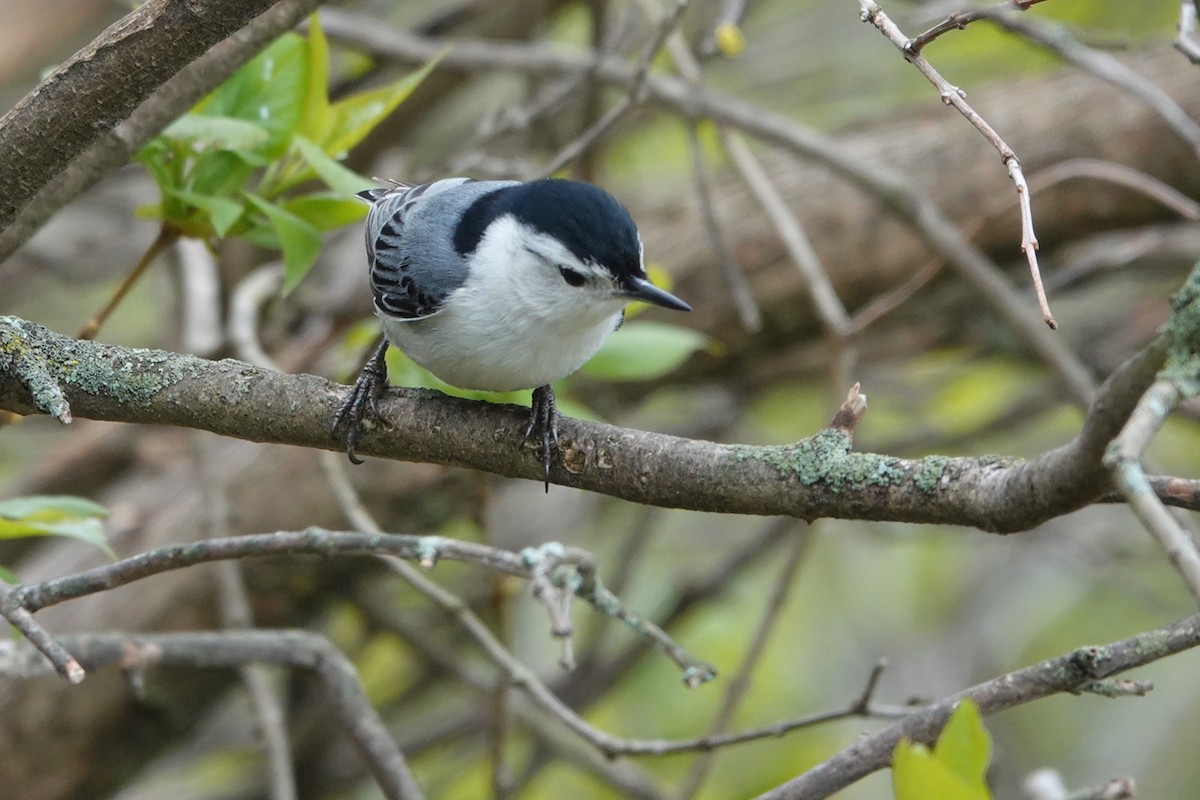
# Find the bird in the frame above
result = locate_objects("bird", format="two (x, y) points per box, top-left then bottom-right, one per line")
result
(332, 177), (692, 490)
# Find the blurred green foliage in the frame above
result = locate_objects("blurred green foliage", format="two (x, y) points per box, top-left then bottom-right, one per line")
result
(0, 494), (112, 571)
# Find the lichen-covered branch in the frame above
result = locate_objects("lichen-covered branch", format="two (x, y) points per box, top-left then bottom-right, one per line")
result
(0, 315), (1182, 531)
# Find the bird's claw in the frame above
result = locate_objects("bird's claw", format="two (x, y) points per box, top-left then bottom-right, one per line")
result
(525, 385), (560, 493)
(332, 340), (390, 464)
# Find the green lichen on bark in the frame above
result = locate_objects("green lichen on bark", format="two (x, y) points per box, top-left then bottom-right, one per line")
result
(1, 316), (208, 411)
(728, 430), (908, 494)
(1162, 262), (1200, 395)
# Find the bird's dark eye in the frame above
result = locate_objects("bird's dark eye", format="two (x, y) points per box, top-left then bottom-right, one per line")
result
(558, 266), (586, 287)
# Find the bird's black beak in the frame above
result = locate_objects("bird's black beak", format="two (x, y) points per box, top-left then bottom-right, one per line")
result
(622, 276), (692, 312)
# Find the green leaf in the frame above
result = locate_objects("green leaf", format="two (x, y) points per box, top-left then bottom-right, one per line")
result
(0, 563), (19, 584)
(892, 701), (993, 800)
(322, 54), (442, 157)
(0, 495), (107, 519)
(281, 194), (368, 230)
(300, 12), (333, 144)
(935, 699), (992, 786)
(245, 194), (323, 294)
(0, 496), (114, 558)
(580, 322), (713, 382)
(164, 187), (244, 237)
(291, 136), (374, 195)
(195, 33), (309, 157)
(159, 113), (272, 153)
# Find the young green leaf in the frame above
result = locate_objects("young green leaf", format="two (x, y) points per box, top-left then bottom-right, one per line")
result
(322, 54), (443, 158)
(935, 699), (992, 786)
(893, 742), (987, 800)
(164, 187), (244, 237)
(290, 136), (374, 195)
(281, 194), (368, 230)
(300, 12), (333, 144)
(195, 33), (309, 158)
(892, 700), (993, 800)
(0, 496), (114, 558)
(246, 194), (323, 294)
(158, 113), (272, 153)
(580, 321), (713, 382)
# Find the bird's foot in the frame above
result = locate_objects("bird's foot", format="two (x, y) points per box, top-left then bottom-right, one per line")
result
(524, 385), (560, 493)
(332, 340), (390, 465)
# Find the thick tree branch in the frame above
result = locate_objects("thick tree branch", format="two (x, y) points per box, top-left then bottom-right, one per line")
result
(0, 316), (1178, 532)
(0, 0), (281, 233)
(0, 0), (321, 264)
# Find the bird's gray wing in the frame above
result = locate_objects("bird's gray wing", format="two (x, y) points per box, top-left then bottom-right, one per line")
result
(361, 178), (521, 320)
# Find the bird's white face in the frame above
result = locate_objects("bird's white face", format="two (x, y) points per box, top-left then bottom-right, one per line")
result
(470, 215), (634, 326)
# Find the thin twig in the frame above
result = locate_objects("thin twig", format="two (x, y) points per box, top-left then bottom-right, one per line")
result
(686, 122), (762, 331)
(196, 434), (297, 800)
(536, 0), (690, 178)
(1178, 0), (1200, 64)
(980, 9), (1200, 164)
(1104, 378), (1200, 605)
(756, 614), (1200, 799)
(0, 630), (424, 800)
(0, 585), (84, 683)
(78, 224), (179, 340)
(1030, 159), (1200, 220)
(676, 524), (815, 799)
(907, 0), (1049, 52)
(859, 0), (1055, 329)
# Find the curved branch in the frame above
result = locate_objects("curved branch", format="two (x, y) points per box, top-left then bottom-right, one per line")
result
(0, 0), (321, 264)
(755, 613), (1200, 799)
(0, 316), (1172, 532)
(0, 0), (281, 233)
(0, 630), (423, 800)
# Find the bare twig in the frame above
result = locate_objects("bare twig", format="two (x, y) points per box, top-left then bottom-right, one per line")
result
(686, 123), (762, 331)
(1030, 159), (1200, 220)
(1178, 0), (1200, 64)
(0, 630), (424, 800)
(907, 0), (1049, 52)
(0, 585), (84, 683)
(1104, 379), (1200, 605)
(980, 10), (1200, 164)
(756, 614), (1200, 799)
(78, 225), (179, 340)
(537, 0), (689, 178)
(196, 434), (297, 800)
(676, 524), (815, 799)
(859, 0), (1055, 328)
(651, 3), (853, 382)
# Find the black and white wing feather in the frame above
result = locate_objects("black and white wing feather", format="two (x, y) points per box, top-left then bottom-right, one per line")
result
(359, 179), (471, 320)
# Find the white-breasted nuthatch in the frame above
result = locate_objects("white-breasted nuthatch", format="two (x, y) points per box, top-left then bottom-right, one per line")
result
(333, 177), (691, 489)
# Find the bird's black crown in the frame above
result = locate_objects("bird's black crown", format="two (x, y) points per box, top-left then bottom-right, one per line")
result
(454, 179), (643, 280)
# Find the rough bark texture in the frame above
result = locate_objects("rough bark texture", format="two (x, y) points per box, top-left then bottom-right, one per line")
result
(0, 315), (1170, 532)
(0, 0), (279, 230)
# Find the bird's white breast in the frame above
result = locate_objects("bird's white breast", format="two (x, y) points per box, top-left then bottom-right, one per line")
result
(380, 216), (627, 391)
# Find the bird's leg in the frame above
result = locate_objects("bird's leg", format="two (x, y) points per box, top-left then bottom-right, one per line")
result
(525, 384), (560, 492)
(332, 338), (390, 465)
